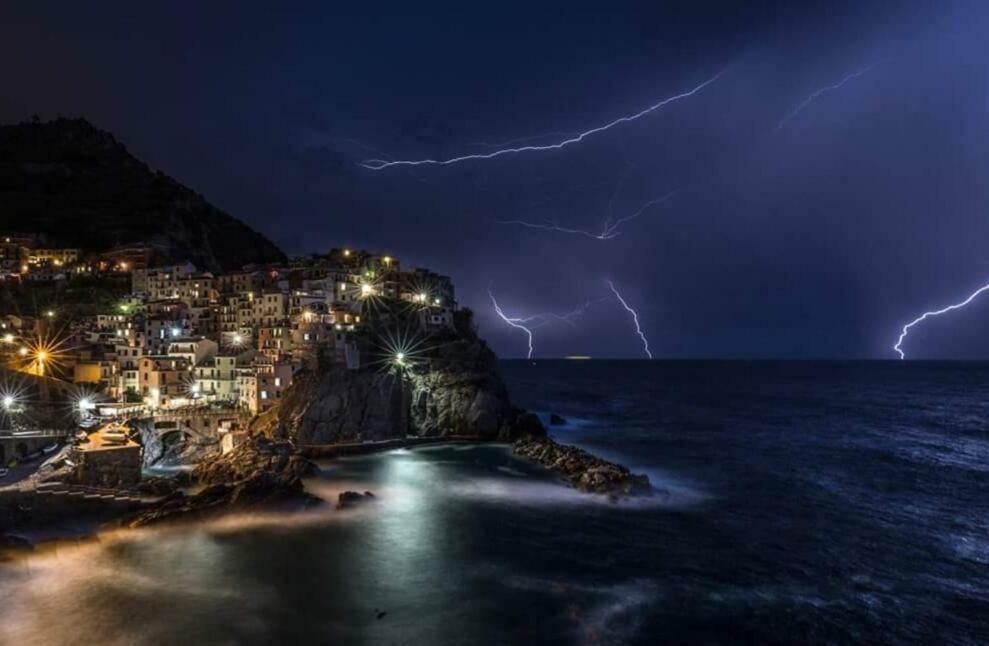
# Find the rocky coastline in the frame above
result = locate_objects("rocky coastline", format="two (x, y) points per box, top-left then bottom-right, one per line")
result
(122, 437), (320, 528)
(0, 309), (648, 546)
(513, 435), (653, 498)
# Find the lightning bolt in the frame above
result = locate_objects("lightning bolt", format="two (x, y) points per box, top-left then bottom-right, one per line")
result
(468, 132), (578, 149)
(496, 190), (679, 240)
(776, 62), (882, 131)
(893, 279), (989, 359)
(607, 280), (653, 359)
(549, 297), (612, 325)
(488, 290), (611, 358)
(489, 289), (537, 359)
(360, 70), (727, 170)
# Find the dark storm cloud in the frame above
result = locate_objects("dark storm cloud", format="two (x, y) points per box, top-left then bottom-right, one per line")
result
(1, 1), (986, 357)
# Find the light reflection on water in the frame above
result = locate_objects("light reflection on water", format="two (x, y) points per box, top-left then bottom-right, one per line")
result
(0, 444), (670, 646)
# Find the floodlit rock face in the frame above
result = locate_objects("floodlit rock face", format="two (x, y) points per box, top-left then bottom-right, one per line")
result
(405, 329), (520, 439)
(512, 436), (653, 498)
(0, 117), (285, 271)
(258, 315), (545, 444)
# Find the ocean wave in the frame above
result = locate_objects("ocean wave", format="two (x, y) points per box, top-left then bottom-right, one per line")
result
(444, 476), (698, 509)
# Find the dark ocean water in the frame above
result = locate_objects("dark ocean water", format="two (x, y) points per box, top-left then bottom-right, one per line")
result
(2, 360), (989, 645)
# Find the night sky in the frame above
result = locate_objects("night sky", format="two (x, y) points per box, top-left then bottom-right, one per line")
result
(2, 1), (988, 359)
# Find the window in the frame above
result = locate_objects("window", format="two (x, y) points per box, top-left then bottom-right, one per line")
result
(274, 377), (281, 387)
(261, 390), (268, 400)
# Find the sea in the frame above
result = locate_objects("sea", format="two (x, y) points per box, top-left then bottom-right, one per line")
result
(1, 360), (988, 645)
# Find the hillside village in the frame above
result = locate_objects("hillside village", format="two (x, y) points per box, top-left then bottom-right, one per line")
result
(0, 234), (458, 484)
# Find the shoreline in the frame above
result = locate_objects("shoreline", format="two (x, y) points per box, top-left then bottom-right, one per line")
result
(1, 434), (652, 555)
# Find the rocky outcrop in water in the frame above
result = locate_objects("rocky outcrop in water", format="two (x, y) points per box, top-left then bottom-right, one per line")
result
(513, 436), (652, 498)
(124, 437), (319, 527)
(336, 490), (376, 509)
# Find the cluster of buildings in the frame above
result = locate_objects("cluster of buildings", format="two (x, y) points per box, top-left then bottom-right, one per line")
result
(0, 235), (163, 282)
(2, 246), (456, 417)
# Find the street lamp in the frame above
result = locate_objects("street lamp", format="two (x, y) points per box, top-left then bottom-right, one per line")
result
(75, 396), (97, 421)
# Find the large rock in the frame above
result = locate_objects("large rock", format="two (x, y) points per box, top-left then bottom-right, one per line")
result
(265, 364), (410, 444)
(336, 490), (376, 509)
(513, 436), (652, 498)
(262, 319), (546, 443)
(124, 437), (319, 527)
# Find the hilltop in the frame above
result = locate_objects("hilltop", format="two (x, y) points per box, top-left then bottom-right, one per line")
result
(0, 117), (285, 272)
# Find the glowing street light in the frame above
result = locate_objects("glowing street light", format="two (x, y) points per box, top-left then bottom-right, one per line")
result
(45, 310), (55, 318)
(2, 333), (13, 343)
(361, 283), (375, 298)
(394, 352), (406, 366)
(232, 333), (244, 345)
(2, 395), (15, 410)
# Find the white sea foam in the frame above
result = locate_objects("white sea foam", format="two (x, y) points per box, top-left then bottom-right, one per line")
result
(445, 476), (698, 509)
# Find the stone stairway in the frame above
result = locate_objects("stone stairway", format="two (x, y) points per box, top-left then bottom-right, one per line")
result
(34, 481), (143, 505)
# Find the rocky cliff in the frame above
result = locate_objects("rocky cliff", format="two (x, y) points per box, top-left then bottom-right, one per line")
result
(0, 118), (285, 272)
(255, 312), (544, 444)
(125, 437), (318, 527)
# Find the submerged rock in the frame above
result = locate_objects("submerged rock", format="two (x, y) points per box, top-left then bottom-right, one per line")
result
(336, 490), (376, 509)
(512, 436), (652, 498)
